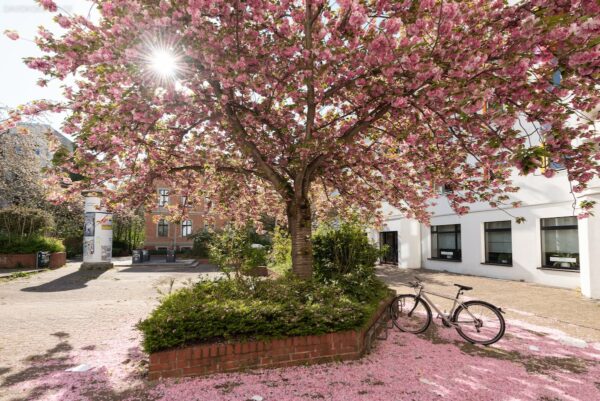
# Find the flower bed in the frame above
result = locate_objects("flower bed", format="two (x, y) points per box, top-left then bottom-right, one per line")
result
(147, 291), (395, 379)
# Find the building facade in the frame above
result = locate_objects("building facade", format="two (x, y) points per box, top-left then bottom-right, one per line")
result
(372, 170), (600, 299)
(143, 185), (225, 251)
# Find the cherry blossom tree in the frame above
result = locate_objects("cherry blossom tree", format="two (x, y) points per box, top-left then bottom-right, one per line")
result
(4, 0), (599, 278)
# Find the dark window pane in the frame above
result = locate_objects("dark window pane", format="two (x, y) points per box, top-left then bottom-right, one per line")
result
(541, 217), (579, 269)
(431, 224), (461, 260)
(485, 221), (512, 265)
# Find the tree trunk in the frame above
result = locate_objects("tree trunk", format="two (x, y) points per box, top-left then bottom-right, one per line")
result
(287, 198), (313, 279)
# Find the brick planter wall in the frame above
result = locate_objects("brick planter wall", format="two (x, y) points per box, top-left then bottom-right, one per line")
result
(148, 291), (396, 380)
(49, 252), (67, 269)
(0, 254), (36, 269)
(0, 252), (67, 269)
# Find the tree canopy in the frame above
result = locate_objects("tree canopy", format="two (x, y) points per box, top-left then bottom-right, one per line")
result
(4, 0), (599, 276)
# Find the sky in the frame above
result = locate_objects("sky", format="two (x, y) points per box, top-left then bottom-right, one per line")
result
(0, 0), (97, 131)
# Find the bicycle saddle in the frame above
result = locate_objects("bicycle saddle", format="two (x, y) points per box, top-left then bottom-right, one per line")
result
(454, 284), (473, 291)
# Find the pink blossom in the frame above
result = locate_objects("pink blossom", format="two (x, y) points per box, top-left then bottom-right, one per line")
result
(4, 29), (19, 40)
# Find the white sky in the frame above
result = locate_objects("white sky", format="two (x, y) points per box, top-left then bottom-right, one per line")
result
(0, 0), (96, 131)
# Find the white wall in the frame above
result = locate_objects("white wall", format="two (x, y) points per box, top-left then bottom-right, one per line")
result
(421, 201), (581, 289)
(375, 171), (600, 294)
(371, 215), (421, 269)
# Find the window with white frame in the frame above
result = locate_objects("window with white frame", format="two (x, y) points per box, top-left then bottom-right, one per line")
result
(158, 189), (169, 207)
(157, 219), (169, 237)
(484, 221), (512, 265)
(431, 224), (461, 261)
(182, 220), (192, 237)
(541, 217), (579, 270)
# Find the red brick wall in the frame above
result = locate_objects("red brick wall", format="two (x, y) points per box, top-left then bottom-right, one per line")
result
(0, 252), (66, 269)
(143, 183), (226, 250)
(49, 252), (66, 269)
(0, 254), (36, 269)
(148, 292), (395, 379)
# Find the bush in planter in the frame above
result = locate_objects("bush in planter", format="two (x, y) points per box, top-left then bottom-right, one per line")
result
(0, 235), (65, 254)
(312, 220), (387, 302)
(267, 226), (292, 276)
(137, 275), (388, 354)
(208, 225), (269, 276)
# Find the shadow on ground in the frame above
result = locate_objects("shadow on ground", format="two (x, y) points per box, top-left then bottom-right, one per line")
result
(0, 332), (149, 401)
(21, 269), (107, 292)
(118, 264), (220, 274)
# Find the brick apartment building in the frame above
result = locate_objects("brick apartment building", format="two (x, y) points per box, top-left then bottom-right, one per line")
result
(143, 185), (225, 251)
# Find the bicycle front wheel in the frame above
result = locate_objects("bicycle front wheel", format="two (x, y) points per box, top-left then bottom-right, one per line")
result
(390, 294), (432, 334)
(452, 300), (505, 345)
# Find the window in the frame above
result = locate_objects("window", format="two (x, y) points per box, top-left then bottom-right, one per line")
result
(181, 196), (188, 206)
(435, 184), (454, 195)
(485, 221), (512, 265)
(182, 220), (192, 237)
(541, 217), (579, 270)
(158, 189), (169, 207)
(157, 219), (169, 237)
(431, 224), (461, 261)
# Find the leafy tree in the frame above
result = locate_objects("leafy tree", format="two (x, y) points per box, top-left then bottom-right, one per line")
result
(0, 206), (55, 242)
(0, 127), (46, 208)
(113, 208), (145, 252)
(5, 0), (599, 277)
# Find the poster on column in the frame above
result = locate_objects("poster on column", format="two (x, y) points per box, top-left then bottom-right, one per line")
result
(84, 212), (95, 237)
(83, 238), (95, 258)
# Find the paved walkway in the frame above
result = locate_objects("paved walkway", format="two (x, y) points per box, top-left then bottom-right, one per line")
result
(0, 259), (220, 401)
(377, 265), (600, 342)
(1, 262), (599, 400)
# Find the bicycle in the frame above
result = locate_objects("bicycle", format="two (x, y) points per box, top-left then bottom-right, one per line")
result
(389, 276), (506, 345)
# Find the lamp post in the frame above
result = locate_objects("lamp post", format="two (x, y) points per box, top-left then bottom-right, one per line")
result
(81, 189), (114, 270)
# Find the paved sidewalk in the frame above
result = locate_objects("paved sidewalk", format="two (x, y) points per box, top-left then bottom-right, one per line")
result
(377, 265), (600, 342)
(1, 262), (599, 400)
(0, 260), (221, 400)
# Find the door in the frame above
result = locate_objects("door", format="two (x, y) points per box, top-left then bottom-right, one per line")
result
(380, 231), (398, 264)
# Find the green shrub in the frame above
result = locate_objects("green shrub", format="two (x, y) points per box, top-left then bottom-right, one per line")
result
(312, 220), (387, 302)
(63, 236), (82, 258)
(0, 236), (65, 254)
(189, 228), (213, 257)
(209, 225), (269, 276)
(312, 220), (383, 278)
(267, 226), (292, 276)
(138, 275), (388, 353)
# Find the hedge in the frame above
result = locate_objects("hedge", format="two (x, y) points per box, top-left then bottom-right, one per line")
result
(0, 236), (65, 254)
(138, 276), (388, 354)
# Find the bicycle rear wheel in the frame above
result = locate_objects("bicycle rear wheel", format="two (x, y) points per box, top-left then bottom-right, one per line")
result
(390, 294), (432, 334)
(452, 300), (505, 345)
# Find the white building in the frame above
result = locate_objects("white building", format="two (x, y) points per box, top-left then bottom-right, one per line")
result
(371, 169), (600, 300)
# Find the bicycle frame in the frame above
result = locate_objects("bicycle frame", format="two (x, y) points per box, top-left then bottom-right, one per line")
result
(412, 286), (480, 328)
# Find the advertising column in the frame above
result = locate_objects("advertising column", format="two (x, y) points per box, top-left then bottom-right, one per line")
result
(81, 189), (114, 270)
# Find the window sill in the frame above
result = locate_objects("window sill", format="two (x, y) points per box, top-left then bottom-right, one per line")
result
(537, 267), (580, 273)
(428, 258), (462, 263)
(481, 262), (512, 267)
